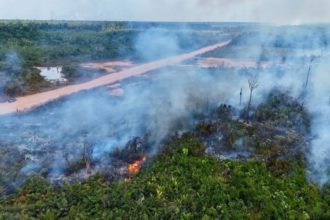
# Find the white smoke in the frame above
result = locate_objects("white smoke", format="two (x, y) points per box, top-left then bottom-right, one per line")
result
(0, 22), (330, 190)
(305, 61), (330, 185)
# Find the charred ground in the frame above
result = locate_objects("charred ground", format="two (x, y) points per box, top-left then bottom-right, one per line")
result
(1, 22), (330, 219)
(1, 94), (330, 218)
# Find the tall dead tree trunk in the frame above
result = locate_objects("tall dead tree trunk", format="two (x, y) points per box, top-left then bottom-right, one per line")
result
(305, 56), (315, 90)
(83, 136), (93, 176)
(246, 75), (259, 123)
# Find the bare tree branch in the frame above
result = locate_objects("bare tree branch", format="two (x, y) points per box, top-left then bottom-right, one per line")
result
(246, 74), (259, 123)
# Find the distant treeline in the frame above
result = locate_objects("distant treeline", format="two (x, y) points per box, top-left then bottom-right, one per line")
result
(0, 21), (236, 97)
(201, 24), (330, 63)
(231, 25), (330, 49)
(0, 20), (240, 64)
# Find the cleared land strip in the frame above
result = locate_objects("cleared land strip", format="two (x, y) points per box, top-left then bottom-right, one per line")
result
(0, 40), (231, 115)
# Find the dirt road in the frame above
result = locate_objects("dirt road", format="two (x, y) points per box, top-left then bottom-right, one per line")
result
(0, 40), (231, 115)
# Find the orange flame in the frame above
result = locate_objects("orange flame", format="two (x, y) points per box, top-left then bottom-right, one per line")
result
(128, 156), (146, 174)
(19, 191), (26, 203)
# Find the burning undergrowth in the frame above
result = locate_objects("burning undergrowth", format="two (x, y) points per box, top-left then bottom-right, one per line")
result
(0, 66), (240, 195)
(0, 66), (315, 196)
(1, 25), (330, 196)
(197, 92), (310, 166)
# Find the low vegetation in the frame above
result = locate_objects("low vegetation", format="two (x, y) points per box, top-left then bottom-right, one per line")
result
(1, 21), (329, 219)
(1, 93), (330, 219)
(1, 135), (329, 219)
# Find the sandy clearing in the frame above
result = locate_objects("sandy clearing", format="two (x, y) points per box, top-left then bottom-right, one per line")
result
(197, 57), (269, 69)
(109, 88), (125, 97)
(80, 60), (133, 69)
(0, 40), (231, 116)
(81, 60), (133, 69)
(81, 60), (134, 73)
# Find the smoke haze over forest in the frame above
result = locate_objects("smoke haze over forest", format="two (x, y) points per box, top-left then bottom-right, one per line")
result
(1, 0), (330, 217)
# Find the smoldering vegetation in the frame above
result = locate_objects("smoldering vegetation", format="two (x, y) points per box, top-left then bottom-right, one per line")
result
(0, 67), (243, 194)
(199, 24), (330, 185)
(0, 23), (330, 196)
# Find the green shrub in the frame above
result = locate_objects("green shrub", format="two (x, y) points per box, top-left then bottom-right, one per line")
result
(1, 137), (329, 219)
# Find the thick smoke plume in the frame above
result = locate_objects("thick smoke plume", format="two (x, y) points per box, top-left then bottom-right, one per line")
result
(306, 61), (330, 185)
(0, 24), (330, 191)
(0, 52), (22, 97)
(229, 26), (330, 185)
(134, 28), (181, 61)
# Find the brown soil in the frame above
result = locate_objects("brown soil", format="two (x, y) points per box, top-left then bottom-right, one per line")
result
(197, 57), (270, 69)
(81, 60), (134, 73)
